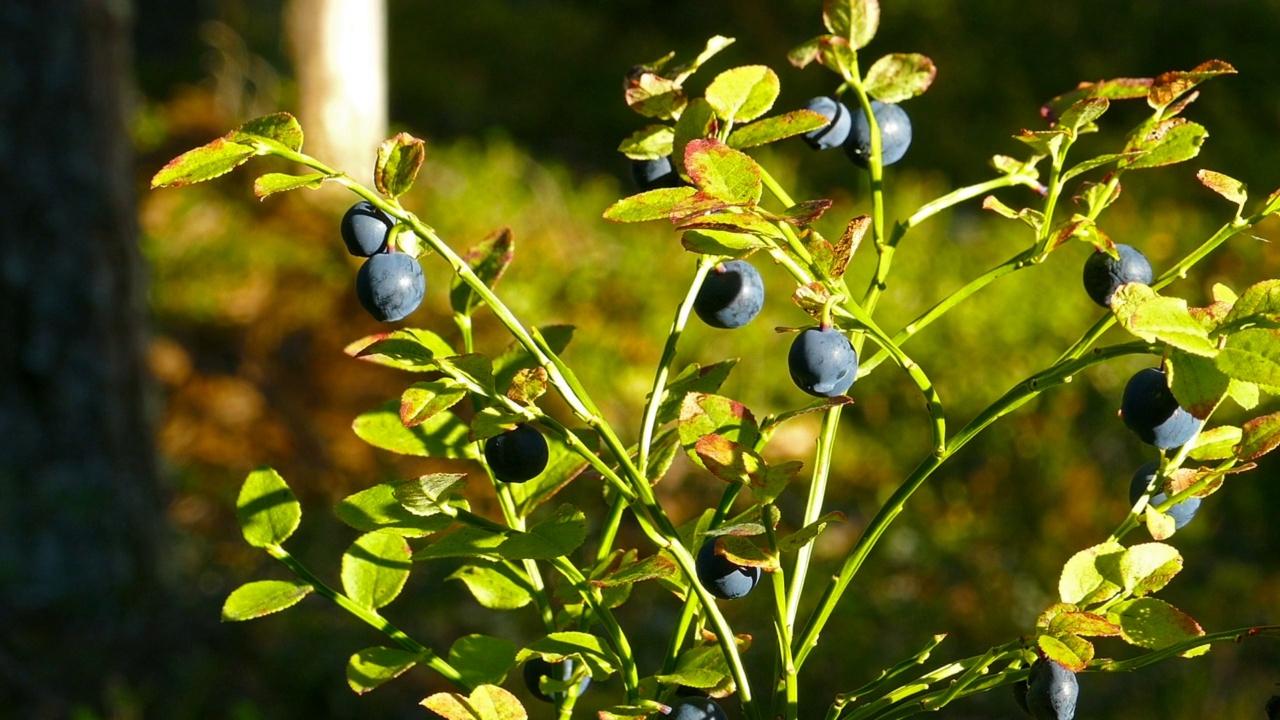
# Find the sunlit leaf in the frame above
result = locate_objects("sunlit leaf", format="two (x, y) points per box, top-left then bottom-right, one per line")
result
(236, 467), (301, 548)
(222, 579), (312, 621)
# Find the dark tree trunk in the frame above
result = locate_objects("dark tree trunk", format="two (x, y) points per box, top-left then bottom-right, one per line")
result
(0, 0), (163, 715)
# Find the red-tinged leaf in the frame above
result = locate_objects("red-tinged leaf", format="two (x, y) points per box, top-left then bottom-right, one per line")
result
(1235, 410), (1280, 461)
(625, 72), (687, 120)
(400, 380), (469, 427)
(151, 138), (255, 188)
(1037, 635), (1087, 672)
(375, 133), (426, 198)
(604, 187), (699, 223)
(1197, 169), (1247, 207)
(1168, 349), (1230, 419)
(863, 53), (937, 103)
(421, 685), (527, 720)
(1148, 60), (1236, 111)
(227, 112), (304, 152)
(1041, 77), (1153, 123)
(787, 36), (825, 69)
(1049, 611), (1123, 638)
(590, 555), (679, 588)
(675, 211), (783, 239)
(1057, 98), (1110, 133)
(727, 110), (829, 149)
(1035, 603), (1079, 630)
(506, 367), (548, 405)
(1119, 118), (1208, 170)
(770, 199), (835, 226)
(450, 227), (515, 315)
(834, 215), (870, 276)
(1112, 597), (1205, 651)
(717, 535), (779, 571)
(684, 139), (763, 206)
(678, 394), (760, 459)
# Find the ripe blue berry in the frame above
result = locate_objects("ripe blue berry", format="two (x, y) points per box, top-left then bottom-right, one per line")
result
(668, 697), (728, 720)
(788, 326), (858, 398)
(694, 260), (765, 329)
(341, 201), (395, 257)
(696, 538), (760, 600)
(355, 252), (425, 322)
(1082, 244), (1153, 307)
(523, 657), (590, 703)
(1129, 460), (1201, 530)
(801, 96), (852, 150)
(1121, 368), (1201, 450)
(632, 156), (683, 191)
(1024, 658), (1078, 720)
(845, 100), (913, 168)
(484, 425), (549, 483)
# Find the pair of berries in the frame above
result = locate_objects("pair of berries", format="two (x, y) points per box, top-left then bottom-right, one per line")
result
(341, 201), (426, 322)
(801, 96), (913, 167)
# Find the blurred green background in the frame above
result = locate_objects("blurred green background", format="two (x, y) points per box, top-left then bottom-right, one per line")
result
(120, 0), (1280, 717)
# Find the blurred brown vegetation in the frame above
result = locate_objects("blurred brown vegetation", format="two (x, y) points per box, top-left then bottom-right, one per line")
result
(115, 0), (1280, 717)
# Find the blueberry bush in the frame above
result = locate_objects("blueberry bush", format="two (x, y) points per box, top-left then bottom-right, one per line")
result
(152, 1), (1280, 718)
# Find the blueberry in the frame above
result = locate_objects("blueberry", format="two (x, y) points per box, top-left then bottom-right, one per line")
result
(1013, 677), (1032, 716)
(1129, 460), (1201, 530)
(845, 101), (913, 168)
(788, 326), (858, 398)
(484, 425), (549, 483)
(1082, 244), (1153, 307)
(631, 156), (683, 191)
(668, 697), (728, 720)
(1024, 658), (1078, 720)
(695, 538), (761, 600)
(355, 252), (425, 322)
(694, 260), (765, 329)
(1120, 368), (1202, 450)
(801, 96), (852, 150)
(341, 201), (395, 257)
(523, 657), (590, 704)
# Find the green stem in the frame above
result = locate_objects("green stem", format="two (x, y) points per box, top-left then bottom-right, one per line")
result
(785, 406), (841, 633)
(763, 506), (799, 720)
(265, 544), (470, 690)
(825, 633), (947, 720)
(547, 556), (641, 703)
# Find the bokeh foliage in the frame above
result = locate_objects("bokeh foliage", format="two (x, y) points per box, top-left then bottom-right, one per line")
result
(134, 1), (1280, 718)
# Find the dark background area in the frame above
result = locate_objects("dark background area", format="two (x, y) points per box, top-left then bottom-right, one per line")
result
(2, 1), (1278, 718)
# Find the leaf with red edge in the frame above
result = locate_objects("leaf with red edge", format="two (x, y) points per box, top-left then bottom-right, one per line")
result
(151, 138), (255, 188)
(1168, 349), (1230, 420)
(1041, 77), (1153, 122)
(1236, 410), (1280, 461)
(604, 187), (699, 223)
(1197, 169), (1247, 207)
(717, 535), (779, 571)
(863, 53), (937, 103)
(1148, 60), (1236, 112)
(450, 227), (515, 315)
(727, 110), (829, 149)
(375, 133), (426, 198)
(684, 139), (763, 206)
(1111, 597), (1205, 652)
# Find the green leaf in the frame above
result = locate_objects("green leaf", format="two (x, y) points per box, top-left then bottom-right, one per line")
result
(1111, 597), (1204, 650)
(1119, 542), (1183, 597)
(1168, 349), (1230, 419)
(1235, 410), (1280, 461)
(656, 643), (736, 692)
(654, 361), (740, 427)
(681, 229), (770, 257)
(341, 532), (412, 610)
(421, 685), (527, 720)
(448, 562), (533, 610)
(787, 36), (824, 69)
(498, 504), (588, 560)
(704, 65), (779, 124)
(1041, 76), (1153, 122)
(676, 211), (783, 240)
(151, 138), (256, 188)
(1147, 60), (1236, 112)
(727, 110), (829, 149)
(450, 228), (515, 316)
(335, 480), (459, 537)
(1143, 505), (1178, 541)
(236, 467), (301, 548)
(1119, 118), (1208, 170)
(863, 53), (937, 103)
(439, 353), (497, 395)
(468, 407), (525, 443)
(672, 97), (717, 177)
(1111, 283), (1218, 357)
(590, 554), (680, 588)
(777, 511), (847, 553)
(1228, 379), (1261, 410)
(1197, 169), (1248, 208)
(345, 328), (456, 371)
(492, 325), (574, 389)
(449, 635), (519, 688)
(506, 367), (548, 405)
(414, 526), (508, 561)
(1187, 425), (1242, 461)
(624, 71), (687, 120)
(374, 133), (426, 198)
(1036, 635), (1087, 673)
(400, 380), (469, 428)
(1015, 129), (1069, 159)
(353, 402), (476, 459)
(678, 392), (761, 468)
(604, 187), (698, 223)
(227, 112), (304, 152)
(221, 579), (312, 621)
(1057, 98), (1110, 134)
(668, 35), (737, 85)
(347, 646), (423, 694)
(1059, 540), (1125, 606)
(394, 473), (468, 517)
(618, 125), (675, 160)
(684, 139), (763, 206)
(1220, 279), (1280, 328)
(1216, 328), (1280, 389)
(253, 172), (327, 198)
(1061, 152), (1144, 182)
(517, 631), (621, 680)
(823, 0), (880, 49)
